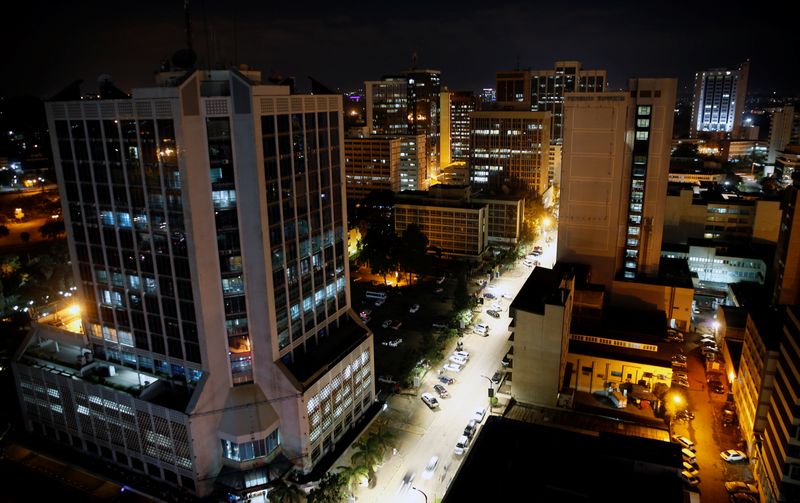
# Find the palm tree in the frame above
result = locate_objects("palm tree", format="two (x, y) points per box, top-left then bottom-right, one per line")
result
(350, 437), (383, 479)
(368, 426), (396, 460)
(337, 464), (369, 496)
(267, 479), (305, 503)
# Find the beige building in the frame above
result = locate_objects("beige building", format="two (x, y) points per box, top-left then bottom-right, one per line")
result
(663, 186), (782, 245)
(394, 195), (488, 260)
(508, 264), (577, 406)
(344, 136), (401, 200)
(557, 78), (677, 287)
(439, 90), (477, 165)
(667, 169), (725, 184)
(732, 309), (781, 458)
(472, 194), (525, 245)
(773, 182), (800, 305)
(610, 272), (694, 332)
(469, 110), (551, 193)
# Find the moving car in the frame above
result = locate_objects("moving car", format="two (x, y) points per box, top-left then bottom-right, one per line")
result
(421, 392), (439, 409)
(409, 304), (420, 313)
(720, 449), (747, 463)
(672, 435), (696, 451)
(433, 384), (449, 398)
(422, 456), (439, 479)
(724, 481), (758, 494)
(398, 471), (415, 495)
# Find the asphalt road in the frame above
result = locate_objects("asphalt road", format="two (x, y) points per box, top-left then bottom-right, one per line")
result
(343, 237), (555, 502)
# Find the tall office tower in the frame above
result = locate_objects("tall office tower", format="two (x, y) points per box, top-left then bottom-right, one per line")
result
(344, 136), (402, 200)
(495, 61), (607, 143)
(557, 78), (677, 286)
(773, 172), (800, 306)
(17, 70), (374, 497)
(690, 61), (750, 138)
(756, 306), (800, 503)
(397, 134), (427, 191)
(440, 90), (478, 165)
(767, 105), (796, 165)
(365, 77), (409, 135)
(468, 110), (550, 192)
(365, 69), (441, 184)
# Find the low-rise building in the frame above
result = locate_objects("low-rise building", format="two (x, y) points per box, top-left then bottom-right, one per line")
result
(344, 136), (401, 200)
(661, 240), (770, 285)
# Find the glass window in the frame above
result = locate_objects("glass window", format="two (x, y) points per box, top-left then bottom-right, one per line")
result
(635, 131), (649, 141)
(637, 105), (651, 116)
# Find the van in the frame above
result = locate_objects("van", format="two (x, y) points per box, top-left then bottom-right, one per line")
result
(682, 448), (697, 464)
(366, 291), (387, 301)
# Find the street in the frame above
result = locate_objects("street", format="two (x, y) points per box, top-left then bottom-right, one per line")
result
(339, 236), (556, 502)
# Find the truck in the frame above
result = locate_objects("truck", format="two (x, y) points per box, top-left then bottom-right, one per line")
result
(608, 390), (627, 408)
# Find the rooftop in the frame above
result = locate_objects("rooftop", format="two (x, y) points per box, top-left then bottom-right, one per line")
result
(749, 307), (784, 351)
(510, 263), (581, 315)
(443, 414), (683, 503)
(279, 312), (371, 390)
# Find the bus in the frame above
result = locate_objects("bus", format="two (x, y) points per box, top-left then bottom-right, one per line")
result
(366, 291), (387, 301)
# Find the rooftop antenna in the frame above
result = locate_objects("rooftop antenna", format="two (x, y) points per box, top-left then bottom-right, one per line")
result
(184, 0), (193, 58)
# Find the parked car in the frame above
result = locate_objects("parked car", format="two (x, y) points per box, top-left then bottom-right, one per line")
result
(449, 355), (468, 366)
(491, 303), (503, 312)
(487, 310), (501, 319)
(680, 470), (700, 487)
(720, 449), (747, 463)
(501, 354), (511, 367)
(502, 293), (514, 300)
(492, 371), (503, 384)
(437, 275), (446, 284)
(724, 481), (758, 494)
(382, 319), (393, 329)
(672, 361), (688, 370)
(438, 375), (455, 385)
(682, 462), (699, 476)
(421, 392), (439, 409)
(391, 321), (403, 330)
(382, 338), (403, 347)
(476, 323), (490, 334)
(729, 494), (758, 503)
(454, 435), (469, 455)
(443, 363), (463, 373)
(473, 407), (487, 423)
(378, 375), (398, 385)
(409, 304), (420, 313)
(708, 379), (725, 394)
(672, 435), (696, 451)
(422, 456), (439, 479)
(463, 419), (478, 440)
(435, 287), (444, 293)
(453, 350), (470, 360)
(375, 298), (386, 306)
(672, 354), (687, 362)
(433, 384), (449, 398)
(522, 260), (533, 267)
(483, 292), (496, 299)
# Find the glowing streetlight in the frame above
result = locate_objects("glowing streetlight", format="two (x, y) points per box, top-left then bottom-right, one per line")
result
(68, 304), (81, 316)
(542, 216), (553, 229)
(672, 394), (684, 407)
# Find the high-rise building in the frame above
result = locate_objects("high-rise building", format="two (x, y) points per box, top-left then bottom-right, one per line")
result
(344, 136), (402, 199)
(440, 90), (477, 165)
(557, 78), (677, 286)
(365, 69), (441, 183)
(13, 69), (375, 498)
(468, 110), (550, 192)
(756, 306), (800, 503)
(690, 61), (750, 138)
(495, 61), (607, 144)
(773, 172), (800, 305)
(766, 105), (796, 165)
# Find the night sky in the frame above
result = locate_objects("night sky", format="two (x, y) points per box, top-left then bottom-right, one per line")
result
(3, 0), (796, 99)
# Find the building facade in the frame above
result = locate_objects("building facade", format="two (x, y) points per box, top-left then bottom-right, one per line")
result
(344, 136), (401, 200)
(756, 306), (800, 503)
(690, 62), (749, 137)
(14, 70), (375, 497)
(440, 90), (477, 165)
(468, 110), (550, 192)
(773, 179), (800, 306)
(557, 78), (677, 286)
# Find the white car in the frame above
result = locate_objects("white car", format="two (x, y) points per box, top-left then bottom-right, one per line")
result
(491, 303), (503, 312)
(443, 363), (463, 373)
(476, 323), (489, 333)
(473, 407), (487, 423)
(421, 392), (439, 409)
(409, 304), (420, 313)
(502, 293), (514, 300)
(374, 298), (385, 306)
(454, 435), (469, 455)
(449, 355), (468, 366)
(473, 325), (487, 336)
(725, 481), (758, 494)
(522, 260), (533, 267)
(381, 319), (393, 329)
(721, 449), (747, 463)
(680, 470), (700, 487)
(672, 435), (695, 451)
(422, 456), (439, 479)
(453, 350), (470, 360)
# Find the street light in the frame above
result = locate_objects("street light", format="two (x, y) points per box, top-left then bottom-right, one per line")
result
(480, 374), (495, 409)
(411, 486), (428, 503)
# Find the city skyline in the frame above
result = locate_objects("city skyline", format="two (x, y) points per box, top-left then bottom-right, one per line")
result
(2, 0), (797, 98)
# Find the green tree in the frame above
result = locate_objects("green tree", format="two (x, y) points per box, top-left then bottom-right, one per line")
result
(20, 231), (30, 244)
(267, 479), (305, 503)
(307, 472), (348, 503)
(350, 436), (383, 481)
(359, 224), (398, 284)
(397, 223), (428, 285)
(368, 425), (396, 460)
(337, 464), (369, 497)
(38, 220), (66, 239)
(0, 225), (9, 238)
